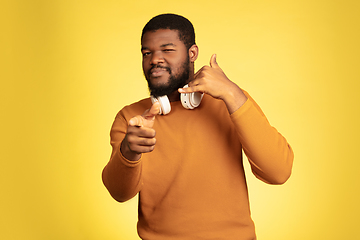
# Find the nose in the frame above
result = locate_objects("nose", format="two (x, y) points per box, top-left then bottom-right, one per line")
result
(150, 51), (164, 65)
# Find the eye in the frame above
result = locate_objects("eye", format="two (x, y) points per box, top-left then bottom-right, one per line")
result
(142, 51), (151, 57)
(163, 49), (175, 53)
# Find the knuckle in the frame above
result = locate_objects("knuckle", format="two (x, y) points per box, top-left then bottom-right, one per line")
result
(147, 137), (157, 146)
(141, 138), (149, 145)
(142, 145), (154, 153)
(147, 145), (155, 152)
(149, 129), (156, 138)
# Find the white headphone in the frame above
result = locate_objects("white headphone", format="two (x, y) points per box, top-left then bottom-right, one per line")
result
(150, 84), (204, 115)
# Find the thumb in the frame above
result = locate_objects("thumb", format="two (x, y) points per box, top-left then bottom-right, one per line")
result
(210, 54), (219, 68)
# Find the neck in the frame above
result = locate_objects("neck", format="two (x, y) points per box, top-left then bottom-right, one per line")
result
(168, 71), (194, 102)
(167, 91), (181, 102)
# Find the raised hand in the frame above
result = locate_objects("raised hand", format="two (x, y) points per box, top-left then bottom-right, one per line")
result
(120, 102), (160, 161)
(178, 54), (247, 114)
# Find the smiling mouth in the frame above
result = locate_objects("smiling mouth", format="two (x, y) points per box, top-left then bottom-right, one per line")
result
(150, 68), (166, 77)
(149, 66), (170, 78)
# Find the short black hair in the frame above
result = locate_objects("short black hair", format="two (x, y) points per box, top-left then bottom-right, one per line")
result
(141, 13), (196, 49)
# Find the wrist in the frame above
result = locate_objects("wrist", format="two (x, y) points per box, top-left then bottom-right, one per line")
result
(223, 86), (247, 114)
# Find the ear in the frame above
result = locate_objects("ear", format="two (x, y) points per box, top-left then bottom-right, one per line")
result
(188, 44), (199, 63)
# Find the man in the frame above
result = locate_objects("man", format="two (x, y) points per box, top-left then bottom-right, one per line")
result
(102, 13), (294, 240)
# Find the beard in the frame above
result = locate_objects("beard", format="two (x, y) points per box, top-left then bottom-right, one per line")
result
(146, 57), (190, 98)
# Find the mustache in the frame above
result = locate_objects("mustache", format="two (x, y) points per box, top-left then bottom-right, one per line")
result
(149, 64), (171, 74)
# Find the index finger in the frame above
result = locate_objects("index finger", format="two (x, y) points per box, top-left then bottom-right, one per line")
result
(178, 83), (201, 94)
(143, 101), (160, 119)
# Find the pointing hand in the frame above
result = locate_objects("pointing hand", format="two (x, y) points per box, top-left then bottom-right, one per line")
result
(121, 102), (160, 161)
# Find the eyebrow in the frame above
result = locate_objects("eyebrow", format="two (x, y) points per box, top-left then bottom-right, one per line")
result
(160, 43), (176, 47)
(141, 43), (176, 51)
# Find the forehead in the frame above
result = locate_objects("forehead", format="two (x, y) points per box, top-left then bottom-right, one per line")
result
(141, 29), (183, 47)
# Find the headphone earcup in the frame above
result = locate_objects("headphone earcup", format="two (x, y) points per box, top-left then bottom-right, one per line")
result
(180, 84), (203, 109)
(180, 92), (192, 109)
(151, 95), (171, 115)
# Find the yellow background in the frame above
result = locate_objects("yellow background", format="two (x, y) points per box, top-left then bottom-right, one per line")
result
(2, 0), (359, 239)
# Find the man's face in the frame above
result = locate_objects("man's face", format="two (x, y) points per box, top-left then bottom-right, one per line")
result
(141, 29), (190, 97)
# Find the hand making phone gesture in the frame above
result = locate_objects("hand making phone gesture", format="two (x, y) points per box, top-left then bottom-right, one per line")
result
(179, 54), (247, 114)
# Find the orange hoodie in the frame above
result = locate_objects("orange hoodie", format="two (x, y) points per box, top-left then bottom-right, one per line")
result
(102, 91), (293, 240)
